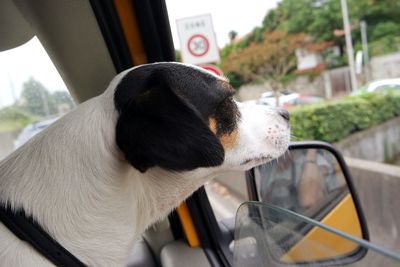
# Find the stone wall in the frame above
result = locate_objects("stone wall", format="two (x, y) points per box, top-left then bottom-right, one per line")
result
(370, 52), (400, 80)
(346, 157), (400, 251)
(335, 117), (400, 162)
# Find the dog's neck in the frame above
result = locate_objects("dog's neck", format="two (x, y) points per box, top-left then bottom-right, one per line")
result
(0, 93), (216, 266)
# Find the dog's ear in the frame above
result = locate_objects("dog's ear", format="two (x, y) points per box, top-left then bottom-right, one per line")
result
(114, 63), (225, 173)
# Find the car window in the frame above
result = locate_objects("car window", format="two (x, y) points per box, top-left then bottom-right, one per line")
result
(167, 1), (400, 261)
(0, 37), (75, 159)
(204, 171), (248, 222)
(374, 84), (400, 92)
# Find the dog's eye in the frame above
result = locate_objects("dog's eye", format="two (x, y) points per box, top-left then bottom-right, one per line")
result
(212, 97), (240, 136)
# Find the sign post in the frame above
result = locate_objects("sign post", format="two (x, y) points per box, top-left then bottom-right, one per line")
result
(176, 14), (220, 65)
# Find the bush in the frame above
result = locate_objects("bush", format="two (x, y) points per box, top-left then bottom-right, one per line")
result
(290, 91), (400, 142)
(0, 107), (35, 131)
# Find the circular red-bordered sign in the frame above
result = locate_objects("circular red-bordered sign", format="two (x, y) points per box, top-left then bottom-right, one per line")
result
(187, 34), (209, 57)
(201, 65), (223, 76)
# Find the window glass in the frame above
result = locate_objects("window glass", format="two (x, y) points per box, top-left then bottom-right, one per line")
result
(0, 37), (75, 160)
(166, 0), (400, 260)
(204, 171), (248, 222)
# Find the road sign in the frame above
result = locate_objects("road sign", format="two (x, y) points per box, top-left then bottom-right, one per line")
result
(176, 14), (220, 65)
(188, 34), (209, 57)
(201, 64), (223, 76)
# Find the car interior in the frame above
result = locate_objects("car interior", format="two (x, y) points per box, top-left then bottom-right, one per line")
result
(2, 0), (231, 266)
(0, 1), (379, 266)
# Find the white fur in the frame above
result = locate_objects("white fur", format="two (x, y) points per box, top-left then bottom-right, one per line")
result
(224, 101), (290, 170)
(0, 63), (290, 266)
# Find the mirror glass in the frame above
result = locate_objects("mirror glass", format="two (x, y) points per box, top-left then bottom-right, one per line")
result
(254, 148), (363, 239)
(233, 201), (400, 266)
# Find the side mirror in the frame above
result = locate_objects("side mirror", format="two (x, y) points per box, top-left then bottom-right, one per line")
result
(240, 141), (369, 265)
(233, 202), (400, 266)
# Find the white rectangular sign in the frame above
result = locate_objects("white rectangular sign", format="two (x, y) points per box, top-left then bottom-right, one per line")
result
(176, 14), (220, 65)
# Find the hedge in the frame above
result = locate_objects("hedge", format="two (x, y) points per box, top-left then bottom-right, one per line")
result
(0, 107), (35, 131)
(289, 91), (400, 142)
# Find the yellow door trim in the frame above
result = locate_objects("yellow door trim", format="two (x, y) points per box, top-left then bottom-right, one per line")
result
(176, 203), (201, 247)
(113, 1), (200, 247)
(113, 0), (147, 65)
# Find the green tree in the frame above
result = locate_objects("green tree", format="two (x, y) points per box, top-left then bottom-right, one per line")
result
(175, 50), (182, 62)
(52, 91), (75, 109)
(20, 77), (57, 117)
(221, 0), (400, 61)
(228, 30), (238, 42)
(221, 31), (306, 104)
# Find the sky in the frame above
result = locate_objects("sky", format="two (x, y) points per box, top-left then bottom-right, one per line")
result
(0, 37), (68, 108)
(0, 1), (279, 108)
(166, 0), (279, 49)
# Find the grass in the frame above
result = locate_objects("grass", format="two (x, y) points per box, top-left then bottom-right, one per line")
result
(0, 120), (29, 132)
(0, 106), (35, 132)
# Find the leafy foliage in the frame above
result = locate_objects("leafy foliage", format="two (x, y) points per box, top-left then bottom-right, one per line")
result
(19, 77), (75, 117)
(20, 77), (57, 117)
(228, 30), (238, 42)
(222, 0), (400, 63)
(52, 91), (75, 109)
(220, 31), (305, 87)
(0, 106), (35, 131)
(0, 77), (75, 131)
(290, 91), (400, 142)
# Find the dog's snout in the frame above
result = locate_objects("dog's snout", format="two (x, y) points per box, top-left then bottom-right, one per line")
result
(278, 108), (290, 121)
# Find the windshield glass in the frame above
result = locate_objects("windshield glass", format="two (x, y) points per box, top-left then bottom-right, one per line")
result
(234, 201), (400, 267)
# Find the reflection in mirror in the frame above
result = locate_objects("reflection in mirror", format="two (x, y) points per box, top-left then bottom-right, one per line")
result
(233, 202), (400, 267)
(255, 148), (346, 215)
(254, 147), (363, 258)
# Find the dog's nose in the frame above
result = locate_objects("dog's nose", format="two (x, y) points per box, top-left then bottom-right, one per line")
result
(278, 108), (290, 121)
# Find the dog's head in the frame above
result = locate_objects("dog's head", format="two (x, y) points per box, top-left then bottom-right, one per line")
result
(113, 62), (290, 173)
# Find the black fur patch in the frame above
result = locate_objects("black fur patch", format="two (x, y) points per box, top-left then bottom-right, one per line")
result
(212, 95), (240, 137)
(114, 63), (236, 172)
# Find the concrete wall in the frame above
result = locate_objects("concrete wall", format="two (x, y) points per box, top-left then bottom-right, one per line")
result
(235, 84), (267, 102)
(335, 117), (400, 162)
(370, 52), (400, 80)
(346, 157), (400, 252)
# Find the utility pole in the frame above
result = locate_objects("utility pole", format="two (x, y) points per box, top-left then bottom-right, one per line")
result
(341, 0), (358, 92)
(360, 20), (371, 82)
(8, 72), (17, 104)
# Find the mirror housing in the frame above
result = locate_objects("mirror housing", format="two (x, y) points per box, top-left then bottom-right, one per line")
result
(243, 141), (369, 265)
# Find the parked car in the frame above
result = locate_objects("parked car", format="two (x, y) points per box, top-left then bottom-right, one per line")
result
(257, 91), (300, 107)
(14, 117), (59, 149)
(282, 94), (324, 108)
(350, 78), (400, 96)
(258, 91), (323, 108)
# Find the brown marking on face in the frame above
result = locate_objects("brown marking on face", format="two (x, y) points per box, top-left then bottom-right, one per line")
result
(208, 117), (218, 135)
(205, 79), (241, 149)
(219, 128), (239, 149)
(209, 116), (239, 149)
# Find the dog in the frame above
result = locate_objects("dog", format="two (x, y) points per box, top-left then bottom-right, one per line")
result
(0, 62), (290, 266)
